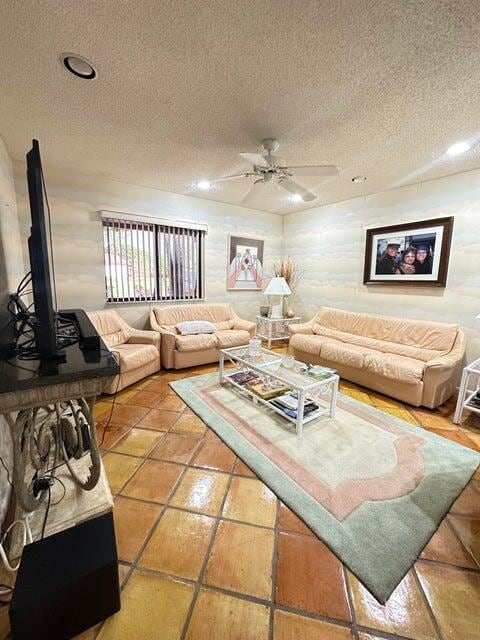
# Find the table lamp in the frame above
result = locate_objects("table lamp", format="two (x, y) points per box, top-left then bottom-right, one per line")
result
(263, 277), (292, 318)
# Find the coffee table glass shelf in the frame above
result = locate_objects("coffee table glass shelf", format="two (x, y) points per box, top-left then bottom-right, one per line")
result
(219, 346), (339, 435)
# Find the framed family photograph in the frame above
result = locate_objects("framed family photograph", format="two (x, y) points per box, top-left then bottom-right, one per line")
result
(227, 235), (264, 290)
(363, 217), (454, 287)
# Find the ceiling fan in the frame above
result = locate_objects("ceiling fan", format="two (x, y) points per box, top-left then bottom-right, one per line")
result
(201, 138), (339, 204)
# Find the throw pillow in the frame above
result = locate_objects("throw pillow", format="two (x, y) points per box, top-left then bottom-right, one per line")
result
(176, 320), (216, 335)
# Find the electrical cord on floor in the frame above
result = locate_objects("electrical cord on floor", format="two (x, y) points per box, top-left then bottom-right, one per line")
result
(0, 516), (32, 574)
(38, 471), (68, 540)
(99, 351), (121, 449)
(50, 476), (66, 507)
(40, 484), (51, 540)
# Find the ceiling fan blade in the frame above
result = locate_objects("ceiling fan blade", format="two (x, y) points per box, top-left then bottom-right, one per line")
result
(242, 180), (265, 205)
(239, 152), (269, 168)
(285, 165), (339, 177)
(279, 178), (317, 202)
(210, 173), (254, 184)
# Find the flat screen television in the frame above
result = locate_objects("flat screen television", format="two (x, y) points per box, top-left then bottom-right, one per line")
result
(26, 139), (60, 359)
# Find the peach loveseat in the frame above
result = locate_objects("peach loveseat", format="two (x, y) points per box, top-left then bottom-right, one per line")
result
(87, 309), (160, 393)
(150, 303), (255, 369)
(288, 307), (465, 408)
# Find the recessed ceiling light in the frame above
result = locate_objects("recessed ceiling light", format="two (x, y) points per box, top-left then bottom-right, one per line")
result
(195, 180), (212, 190)
(289, 193), (303, 202)
(351, 176), (367, 183)
(61, 53), (97, 79)
(446, 141), (471, 156)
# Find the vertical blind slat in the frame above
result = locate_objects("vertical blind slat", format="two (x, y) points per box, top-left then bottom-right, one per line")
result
(189, 228), (193, 299)
(150, 223), (156, 300)
(112, 219), (119, 300)
(118, 219), (125, 301)
(139, 223), (144, 301)
(125, 221), (131, 301)
(184, 227), (189, 300)
(160, 228), (164, 299)
(105, 221), (114, 301)
(188, 229), (196, 298)
(193, 229), (197, 299)
(171, 228), (176, 300)
(182, 226), (187, 299)
(130, 223), (134, 300)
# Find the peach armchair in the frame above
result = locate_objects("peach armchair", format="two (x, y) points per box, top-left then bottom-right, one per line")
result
(87, 309), (160, 393)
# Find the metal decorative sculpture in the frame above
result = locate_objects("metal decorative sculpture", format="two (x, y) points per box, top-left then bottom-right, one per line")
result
(4, 397), (101, 513)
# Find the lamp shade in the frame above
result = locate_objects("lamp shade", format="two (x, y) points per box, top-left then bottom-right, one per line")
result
(263, 277), (292, 296)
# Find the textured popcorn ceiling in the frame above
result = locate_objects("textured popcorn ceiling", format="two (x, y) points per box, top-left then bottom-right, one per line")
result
(1, 0), (480, 214)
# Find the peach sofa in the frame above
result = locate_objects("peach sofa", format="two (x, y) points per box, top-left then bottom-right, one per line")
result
(150, 303), (255, 369)
(87, 309), (161, 393)
(288, 307), (465, 408)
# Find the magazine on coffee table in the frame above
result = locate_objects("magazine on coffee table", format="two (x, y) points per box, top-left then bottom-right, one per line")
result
(246, 378), (291, 400)
(305, 365), (337, 381)
(270, 398), (320, 419)
(228, 371), (258, 386)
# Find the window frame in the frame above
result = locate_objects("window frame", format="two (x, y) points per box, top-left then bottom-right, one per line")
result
(101, 213), (206, 304)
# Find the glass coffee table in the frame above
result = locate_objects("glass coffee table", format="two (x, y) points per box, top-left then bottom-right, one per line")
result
(219, 346), (339, 436)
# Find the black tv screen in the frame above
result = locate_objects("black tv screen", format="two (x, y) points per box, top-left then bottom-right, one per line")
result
(26, 139), (59, 358)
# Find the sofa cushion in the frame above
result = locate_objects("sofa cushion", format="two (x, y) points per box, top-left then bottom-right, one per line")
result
(289, 333), (337, 356)
(113, 343), (159, 372)
(320, 341), (378, 369)
(315, 307), (458, 353)
(215, 329), (251, 349)
(313, 324), (441, 362)
(175, 333), (218, 352)
(364, 352), (424, 384)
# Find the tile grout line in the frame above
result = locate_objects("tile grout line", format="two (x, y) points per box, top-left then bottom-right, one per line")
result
(268, 497), (280, 640)
(417, 555), (480, 575)
(341, 564), (358, 639)
(411, 564), (445, 640)
(178, 469), (237, 640)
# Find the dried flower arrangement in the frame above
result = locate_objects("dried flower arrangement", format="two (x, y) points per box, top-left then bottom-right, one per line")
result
(273, 256), (304, 290)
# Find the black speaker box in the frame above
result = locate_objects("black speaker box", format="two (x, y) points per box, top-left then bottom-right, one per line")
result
(10, 512), (120, 640)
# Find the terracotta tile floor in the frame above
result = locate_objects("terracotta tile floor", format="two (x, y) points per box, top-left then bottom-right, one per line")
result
(1, 349), (479, 640)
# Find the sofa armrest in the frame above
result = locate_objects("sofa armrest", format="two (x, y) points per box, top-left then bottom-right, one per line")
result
(127, 329), (160, 351)
(422, 331), (466, 408)
(288, 321), (314, 336)
(232, 317), (256, 337)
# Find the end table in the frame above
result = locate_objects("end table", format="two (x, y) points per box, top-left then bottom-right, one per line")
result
(453, 356), (480, 425)
(255, 316), (301, 348)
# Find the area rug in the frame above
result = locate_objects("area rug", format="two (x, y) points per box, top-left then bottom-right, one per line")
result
(171, 374), (479, 603)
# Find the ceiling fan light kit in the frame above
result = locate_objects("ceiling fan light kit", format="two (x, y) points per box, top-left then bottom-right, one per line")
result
(199, 139), (339, 206)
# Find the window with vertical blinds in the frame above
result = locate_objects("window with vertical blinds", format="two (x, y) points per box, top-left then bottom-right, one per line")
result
(102, 217), (205, 302)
